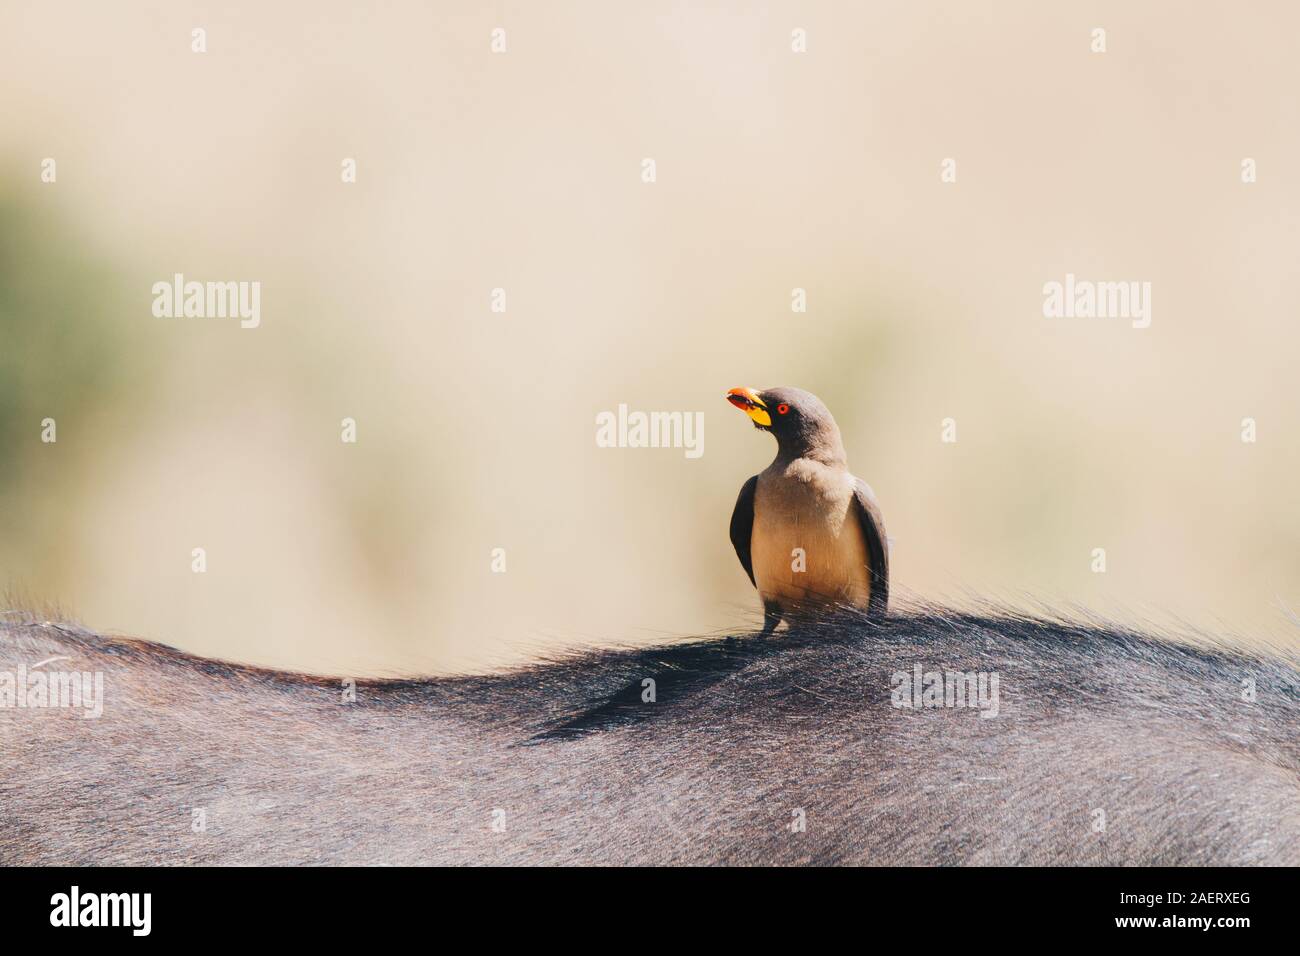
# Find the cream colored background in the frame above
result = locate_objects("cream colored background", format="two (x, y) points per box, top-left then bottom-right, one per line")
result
(1, 2), (1297, 673)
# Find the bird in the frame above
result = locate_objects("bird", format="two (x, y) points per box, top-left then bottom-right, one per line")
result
(726, 386), (889, 634)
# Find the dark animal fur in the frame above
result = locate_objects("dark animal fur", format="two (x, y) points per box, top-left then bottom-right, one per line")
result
(1, 609), (1297, 865)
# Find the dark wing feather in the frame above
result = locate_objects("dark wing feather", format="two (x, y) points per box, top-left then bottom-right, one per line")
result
(851, 478), (889, 615)
(729, 475), (759, 588)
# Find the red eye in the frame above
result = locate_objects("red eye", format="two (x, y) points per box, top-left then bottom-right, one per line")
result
(777, 404), (790, 415)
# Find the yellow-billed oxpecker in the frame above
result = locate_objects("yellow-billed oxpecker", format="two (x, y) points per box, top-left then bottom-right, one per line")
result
(727, 386), (889, 633)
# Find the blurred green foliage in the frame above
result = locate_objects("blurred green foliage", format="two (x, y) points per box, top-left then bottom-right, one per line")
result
(0, 190), (136, 533)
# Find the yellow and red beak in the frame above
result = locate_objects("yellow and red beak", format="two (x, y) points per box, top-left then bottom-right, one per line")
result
(726, 386), (771, 427)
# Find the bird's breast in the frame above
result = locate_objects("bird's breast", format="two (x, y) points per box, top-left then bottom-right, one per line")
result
(751, 466), (872, 613)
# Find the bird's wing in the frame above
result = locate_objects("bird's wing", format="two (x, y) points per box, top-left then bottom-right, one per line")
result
(729, 475), (759, 588)
(851, 478), (890, 615)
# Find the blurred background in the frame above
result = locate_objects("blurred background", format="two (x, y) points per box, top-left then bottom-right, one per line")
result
(1, 1), (1297, 674)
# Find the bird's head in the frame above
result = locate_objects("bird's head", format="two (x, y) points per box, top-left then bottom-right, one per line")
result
(726, 386), (847, 464)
